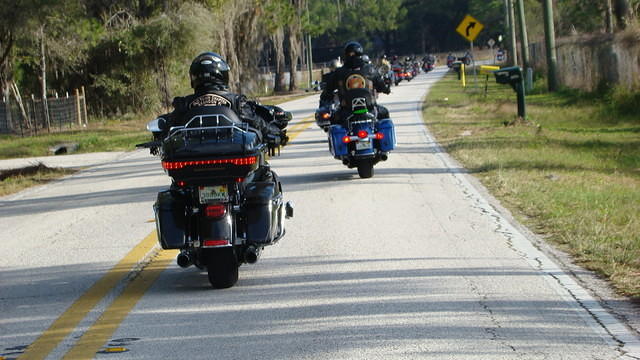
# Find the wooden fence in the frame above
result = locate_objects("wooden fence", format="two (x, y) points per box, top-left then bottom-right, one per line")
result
(0, 87), (88, 135)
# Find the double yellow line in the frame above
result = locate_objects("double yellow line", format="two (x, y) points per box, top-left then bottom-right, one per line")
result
(18, 233), (174, 360)
(18, 114), (315, 359)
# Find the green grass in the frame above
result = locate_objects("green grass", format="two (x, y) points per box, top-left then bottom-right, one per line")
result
(0, 115), (151, 160)
(424, 70), (640, 298)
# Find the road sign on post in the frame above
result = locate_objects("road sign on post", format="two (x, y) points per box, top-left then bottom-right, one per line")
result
(456, 15), (484, 42)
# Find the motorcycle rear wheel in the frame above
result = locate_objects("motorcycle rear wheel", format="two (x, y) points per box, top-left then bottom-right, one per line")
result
(206, 248), (239, 289)
(357, 160), (374, 179)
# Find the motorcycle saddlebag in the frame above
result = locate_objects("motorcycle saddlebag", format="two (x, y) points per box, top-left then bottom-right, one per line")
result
(376, 119), (396, 152)
(243, 182), (283, 244)
(154, 190), (186, 249)
(328, 125), (348, 157)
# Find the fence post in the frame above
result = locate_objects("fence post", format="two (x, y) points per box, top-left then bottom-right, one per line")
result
(81, 86), (88, 126)
(31, 94), (37, 136)
(75, 88), (82, 126)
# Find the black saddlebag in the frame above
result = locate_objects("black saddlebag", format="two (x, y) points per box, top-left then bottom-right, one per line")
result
(243, 181), (283, 244)
(154, 190), (186, 249)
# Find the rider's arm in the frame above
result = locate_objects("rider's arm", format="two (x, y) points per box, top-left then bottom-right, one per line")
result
(319, 71), (338, 108)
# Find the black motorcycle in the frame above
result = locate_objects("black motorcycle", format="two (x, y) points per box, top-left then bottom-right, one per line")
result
(139, 105), (293, 288)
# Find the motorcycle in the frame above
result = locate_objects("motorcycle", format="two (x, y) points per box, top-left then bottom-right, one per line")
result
(326, 89), (396, 178)
(392, 64), (406, 86)
(315, 102), (336, 132)
(138, 105), (293, 289)
(446, 55), (456, 68)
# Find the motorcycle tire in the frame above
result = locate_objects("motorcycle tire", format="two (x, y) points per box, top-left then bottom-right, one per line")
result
(394, 81), (399, 86)
(357, 160), (374, 179)
(206, 247), (239, 289)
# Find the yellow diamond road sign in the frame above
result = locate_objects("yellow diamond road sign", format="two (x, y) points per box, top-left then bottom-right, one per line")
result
(456, 15), (484, 42)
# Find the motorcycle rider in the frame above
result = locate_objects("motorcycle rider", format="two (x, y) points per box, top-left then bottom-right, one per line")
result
(156, 52), (282, 146)
(319, 41), (390, 127)
(155, 51), (283, 182)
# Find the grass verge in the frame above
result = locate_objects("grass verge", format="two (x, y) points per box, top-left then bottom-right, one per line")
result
(0, 163), (77, 196)
(423, 70), (640, 299)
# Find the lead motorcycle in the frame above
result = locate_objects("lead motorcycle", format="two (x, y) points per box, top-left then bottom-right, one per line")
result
(326, 89), (396, 178)
(138, 105), (293, 289)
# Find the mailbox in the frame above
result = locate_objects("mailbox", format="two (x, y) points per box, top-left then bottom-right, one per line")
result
(494, 66), (523, 86)
(493, 66), (526, 118)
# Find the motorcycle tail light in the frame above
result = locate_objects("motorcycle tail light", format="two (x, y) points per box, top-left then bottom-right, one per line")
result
(203, 239), (229, 247)
(342, 136), (351, 144)
(205, 204), (227, 218)
(177, 181), (186, 187)
(375, 132), (384, 140)
(235, 177), (244, 183)
(321, 112), (331, 119)
(357, 130), (368, 139)
(162, 156), (257, 170)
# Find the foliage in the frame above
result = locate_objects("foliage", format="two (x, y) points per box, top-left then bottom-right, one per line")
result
(1, 0), (638, 119)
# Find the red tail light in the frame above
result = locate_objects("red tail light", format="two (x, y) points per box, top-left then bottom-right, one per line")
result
(177, 181), (186, 187)
(162, 156), (257, 170)
(205, 204), (227, 218)
(235, 177), (244, 183)
(357, 130), (368, 139)
(203, 239), (229, 247)
(375, 132), (385, 140)
(342, 136), (351, 143)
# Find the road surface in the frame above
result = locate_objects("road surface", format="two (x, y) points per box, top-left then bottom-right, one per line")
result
(1, 67), (638, 360)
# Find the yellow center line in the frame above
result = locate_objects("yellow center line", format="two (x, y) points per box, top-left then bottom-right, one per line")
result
(286, 115), (315, 142)
(19, 114), (315, 360)
(63, 248), (177, 359)
(17, 232), (159, 360)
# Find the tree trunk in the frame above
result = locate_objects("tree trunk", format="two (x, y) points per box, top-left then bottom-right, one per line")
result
(287, 0), (305, 91)
(272, 29), (287, 93)
(605, 0), (615, 33)
(614, 0), (634, 30)
(39, 26), (51, 132)
(287, 30), (301, 91)
(0, 29), (14, 106)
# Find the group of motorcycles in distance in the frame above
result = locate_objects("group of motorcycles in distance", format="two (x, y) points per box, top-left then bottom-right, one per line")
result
(387, 54), (437, 87)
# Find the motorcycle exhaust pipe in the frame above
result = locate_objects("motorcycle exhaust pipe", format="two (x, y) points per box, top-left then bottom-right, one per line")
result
(244, 246), (261, 264)
(176, 251), (193, 268)
(380, 153), (388, 161)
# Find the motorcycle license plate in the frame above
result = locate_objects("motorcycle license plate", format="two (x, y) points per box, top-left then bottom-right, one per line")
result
(199, 185), (229, 204)
(356, 140), (372, 151)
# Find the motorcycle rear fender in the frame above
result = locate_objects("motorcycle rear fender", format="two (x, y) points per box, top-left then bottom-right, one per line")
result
(198, 211), (234, 247)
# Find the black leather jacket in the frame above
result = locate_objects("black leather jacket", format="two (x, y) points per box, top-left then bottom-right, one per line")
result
(319, 63), (390, 110)
(159, 85), (270, 140)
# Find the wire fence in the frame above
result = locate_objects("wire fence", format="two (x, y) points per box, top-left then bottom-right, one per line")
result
(0, 88), (88, 136)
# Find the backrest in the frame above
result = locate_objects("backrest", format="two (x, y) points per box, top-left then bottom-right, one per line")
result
(343, 88), (375, 114)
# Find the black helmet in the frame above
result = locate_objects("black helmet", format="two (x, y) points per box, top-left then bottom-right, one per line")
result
(343, 41), (364, 68)
(189, 52), (230, 90)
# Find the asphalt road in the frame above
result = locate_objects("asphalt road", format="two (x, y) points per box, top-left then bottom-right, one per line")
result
(1, 67), (638, 360)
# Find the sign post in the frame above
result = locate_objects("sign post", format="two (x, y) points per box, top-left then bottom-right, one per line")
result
(456, 15), (484, 89)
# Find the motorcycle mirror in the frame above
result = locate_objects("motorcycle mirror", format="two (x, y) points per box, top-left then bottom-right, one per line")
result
(146, 117), (166, 132)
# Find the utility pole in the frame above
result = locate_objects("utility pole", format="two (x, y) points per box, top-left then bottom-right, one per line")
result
(516, 0), (531, 90)
(542, 0), (558, 91)
(516, 0), (530, 68)
(506, 0), (518, 67)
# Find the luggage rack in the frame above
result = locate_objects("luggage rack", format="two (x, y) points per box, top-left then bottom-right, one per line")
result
(168, 114), (254, 142)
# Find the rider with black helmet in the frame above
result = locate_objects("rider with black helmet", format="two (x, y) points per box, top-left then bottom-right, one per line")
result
(319, 41), (391, 126)
(159, 52), (278, 142)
